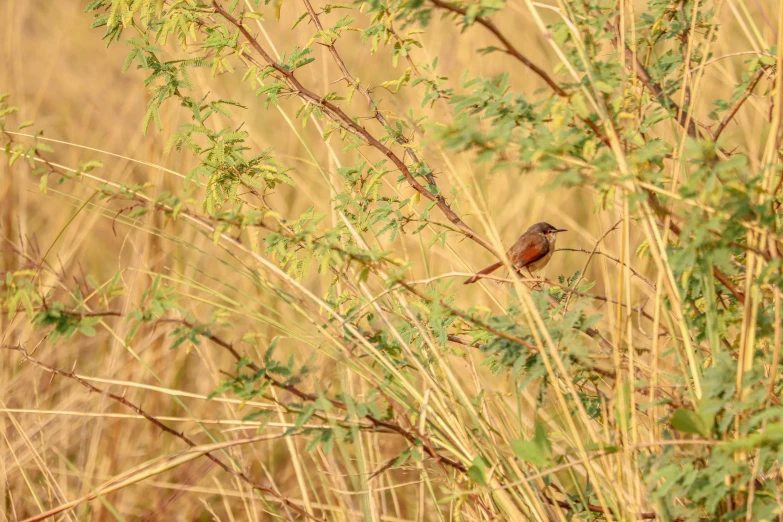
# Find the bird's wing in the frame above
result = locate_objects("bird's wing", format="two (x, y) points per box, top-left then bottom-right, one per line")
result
(508, 234), (549, 268)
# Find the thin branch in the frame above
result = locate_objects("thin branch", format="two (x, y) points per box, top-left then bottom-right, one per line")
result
(427, 0), (566, 97)
(211, 1), (496, 254)
(556, 248), (656, 288)
(10, 308), (124, 318)
(58, 309), (123, 317)
(400, 278), (620, 373)
(563, 219), (622, 312)
(646, 193), (746, 304)
(300, 0), (441, 191)
(398, 280), (544, 353)
(5, 343), (325, 522)
(713, 66), (768, 141)
(406, 271), (660, 325)
(627, 49), (699, 138)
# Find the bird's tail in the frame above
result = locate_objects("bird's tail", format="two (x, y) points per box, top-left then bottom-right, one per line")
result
(464, 262), (503, 284)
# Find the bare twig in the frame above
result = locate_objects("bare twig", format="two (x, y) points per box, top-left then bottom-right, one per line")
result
(563, 219), (622, 312)
(713, 66), (768, 141)
(427, 0), (566, 96)
(5, 343), (326, 522)
(556, 248), (655, 288)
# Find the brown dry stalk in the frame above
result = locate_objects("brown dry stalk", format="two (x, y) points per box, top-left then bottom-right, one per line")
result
(5, 343), (326, 522)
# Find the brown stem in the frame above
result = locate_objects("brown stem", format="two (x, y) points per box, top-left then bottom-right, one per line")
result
(300, 0), (440, 191)
(212, 1), (496, 255)
(623, 46), (700, 139)
(6, 343), (326, 522)
(646, 193), (746, 304)
(398, 280), (544, 352)
(13, 308), (125, 318)
(427, 0), (567, 97)
(713, 67), (767, 141)
(547, 483), (656, 519)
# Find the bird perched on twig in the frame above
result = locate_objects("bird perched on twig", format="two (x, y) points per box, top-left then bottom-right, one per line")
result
(464, 222), (567, 284)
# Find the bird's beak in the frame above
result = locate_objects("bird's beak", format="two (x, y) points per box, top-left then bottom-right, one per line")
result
(554, 229), (567, 233)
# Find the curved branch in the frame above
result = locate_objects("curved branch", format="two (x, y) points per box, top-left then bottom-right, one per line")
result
(299, 0), (442, 192)
(713, 66), (767, 141)
(428, 0), (566, 97)
(646, 193), (746, 304)
(212, 1), (496, 255)
(425, 0), (612, 148)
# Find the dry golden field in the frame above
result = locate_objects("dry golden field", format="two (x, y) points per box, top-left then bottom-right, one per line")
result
(1, 0), (782, 520)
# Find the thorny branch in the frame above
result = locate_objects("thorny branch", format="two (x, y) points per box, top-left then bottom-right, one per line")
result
(299, 0), (441, 192)
(211, 1), (496, 255)
(427, 0), (566, 97)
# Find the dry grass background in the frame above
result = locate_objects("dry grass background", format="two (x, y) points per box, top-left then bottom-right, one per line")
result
(0, 0), (780, 520)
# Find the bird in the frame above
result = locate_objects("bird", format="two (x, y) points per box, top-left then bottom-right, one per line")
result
(464, 222), (567, 284)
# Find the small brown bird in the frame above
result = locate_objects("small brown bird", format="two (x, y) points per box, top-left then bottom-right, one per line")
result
(464, 222), (567, 284)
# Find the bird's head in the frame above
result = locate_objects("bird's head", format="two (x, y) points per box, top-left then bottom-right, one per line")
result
(528, 222), (567, 237)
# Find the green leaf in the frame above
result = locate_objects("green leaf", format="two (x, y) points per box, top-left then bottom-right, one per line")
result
(79, 323), (97, 337)
(242, 409), (272, 422)
(511, 440), (547, 467)
(207, 380), (235, 400)
(670, 409), (710, 438)
(466, 456), (490, 486)
(512, 419), (552, 467)
(295, 403), (316, 429)
(533, 420), (552, 457)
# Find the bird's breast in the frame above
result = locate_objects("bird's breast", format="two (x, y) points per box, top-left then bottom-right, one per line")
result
(527, 236), (555, 273)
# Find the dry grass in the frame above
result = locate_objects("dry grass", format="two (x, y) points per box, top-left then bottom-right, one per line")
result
(1, 0), (781, 520)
